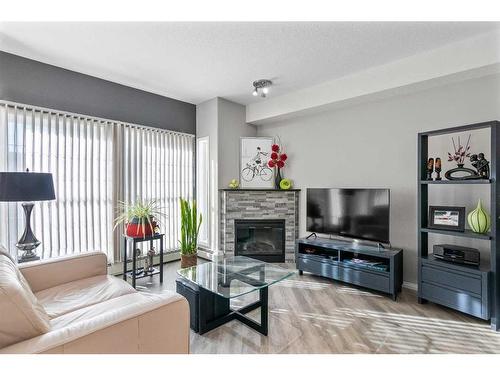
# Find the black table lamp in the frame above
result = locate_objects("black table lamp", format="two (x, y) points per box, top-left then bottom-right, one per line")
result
(0, 170), (55, 262)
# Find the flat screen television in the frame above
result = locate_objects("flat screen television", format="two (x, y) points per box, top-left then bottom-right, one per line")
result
(306, 188), (390, 244)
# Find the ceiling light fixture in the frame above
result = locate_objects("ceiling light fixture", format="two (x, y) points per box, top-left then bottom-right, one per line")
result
(252, 79), (272, 98)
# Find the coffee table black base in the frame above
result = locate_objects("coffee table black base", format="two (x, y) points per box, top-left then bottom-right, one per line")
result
(176, 277), (268, 336)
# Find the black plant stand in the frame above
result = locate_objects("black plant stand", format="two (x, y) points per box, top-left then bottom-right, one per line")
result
(122, 234), (164, 289)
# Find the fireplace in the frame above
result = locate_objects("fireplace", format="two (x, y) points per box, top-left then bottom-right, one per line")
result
(220, 189), (299, 262)
(234, 219), (286, 263)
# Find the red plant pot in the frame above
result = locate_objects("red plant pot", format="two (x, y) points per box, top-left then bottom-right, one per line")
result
(126, 217), (155, 238)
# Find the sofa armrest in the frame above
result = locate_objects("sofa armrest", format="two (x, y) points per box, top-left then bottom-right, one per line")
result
(0, 291), (190, 354)
(19, 252), (108, 293)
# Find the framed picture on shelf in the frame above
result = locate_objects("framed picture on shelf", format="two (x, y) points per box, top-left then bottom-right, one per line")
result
(239, 137), (274, 188)
(428, 205), (466, 232)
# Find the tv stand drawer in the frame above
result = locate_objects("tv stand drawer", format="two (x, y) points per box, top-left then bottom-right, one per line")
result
(297, 255), (390, 294)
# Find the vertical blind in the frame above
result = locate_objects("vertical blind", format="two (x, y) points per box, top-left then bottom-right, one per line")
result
(0, 101), (194, 262)
(115, 123), (194, 258)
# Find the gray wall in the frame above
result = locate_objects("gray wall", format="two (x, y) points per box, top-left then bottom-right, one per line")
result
(0, 51), (195, 134)
(195, 97), (257, 252)
(217, 98), (257, 187)
(257, 74), (500, 285)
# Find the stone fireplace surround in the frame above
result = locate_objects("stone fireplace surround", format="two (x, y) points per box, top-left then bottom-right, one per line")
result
(220, 189), (300, 263)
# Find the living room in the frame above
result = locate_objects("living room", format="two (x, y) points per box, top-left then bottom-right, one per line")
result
(1, 0), (500, 372)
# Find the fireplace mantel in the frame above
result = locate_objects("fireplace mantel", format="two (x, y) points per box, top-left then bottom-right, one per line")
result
(220, 189), (299, 263)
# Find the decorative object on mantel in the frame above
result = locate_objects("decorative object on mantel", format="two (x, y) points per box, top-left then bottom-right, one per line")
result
(280, 178), (292, 190)
(434, 157), (442, 180)
(426, 158), (434, 180)
(114, 199), (165, 238)
(428, 205), (466, 232)
(468, 199), (491, 234)
(240, 137), (274, 188)
(268, 140), (288, 189)
(228, 179), (239, 189)
(470, 153), (490, 179)
(444, 134), (481, 180)
(179, 198), (202, 268)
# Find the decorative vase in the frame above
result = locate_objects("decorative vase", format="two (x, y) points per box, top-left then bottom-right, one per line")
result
(445, 164), (480, 180)
(275, 168), (282, 189)
(126, 217), (155, 237)
(180, 253), (197, 268)
(467, 199), (491, 234)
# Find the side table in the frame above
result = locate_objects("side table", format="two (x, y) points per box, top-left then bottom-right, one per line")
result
(122, 234), (164, 288)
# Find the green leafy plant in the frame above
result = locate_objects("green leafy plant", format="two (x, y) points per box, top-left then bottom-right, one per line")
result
(113, 199), (166, 237)
(179, 198), (202, 256)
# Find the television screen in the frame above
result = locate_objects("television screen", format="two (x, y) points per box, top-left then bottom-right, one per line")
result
(306, 188), (390, 243)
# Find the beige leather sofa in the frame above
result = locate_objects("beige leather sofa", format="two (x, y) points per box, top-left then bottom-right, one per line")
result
(0, 247), (190, 354)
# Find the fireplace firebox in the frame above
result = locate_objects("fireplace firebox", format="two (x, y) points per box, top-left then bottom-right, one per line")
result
(234, 219), (286, 263)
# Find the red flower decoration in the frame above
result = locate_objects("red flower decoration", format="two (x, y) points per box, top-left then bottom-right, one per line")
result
(280, 153), (288, 161)
(271, 152), (278, 160)
(268, 160), (276, 168)
(277, 160), (285, 169)
(271, 144), (280, 152)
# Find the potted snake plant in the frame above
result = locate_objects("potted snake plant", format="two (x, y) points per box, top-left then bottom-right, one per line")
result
(114, 199), (165, 238)
(179, 198), (202, 268)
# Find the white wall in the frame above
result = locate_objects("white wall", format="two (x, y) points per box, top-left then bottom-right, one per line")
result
(196, 98), (219, 252)
(257, 74), (500, 284)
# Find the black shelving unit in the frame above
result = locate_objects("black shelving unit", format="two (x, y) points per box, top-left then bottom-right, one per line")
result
(418, 120), (500, 330)
(420, 228), (493, 240)
(420, 179), (492, 185)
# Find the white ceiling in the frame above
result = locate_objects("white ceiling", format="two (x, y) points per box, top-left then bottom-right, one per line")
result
(0, 22), (498, 105)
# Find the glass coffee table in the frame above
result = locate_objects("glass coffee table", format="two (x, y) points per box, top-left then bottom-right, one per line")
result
(176, 256), (294, 336)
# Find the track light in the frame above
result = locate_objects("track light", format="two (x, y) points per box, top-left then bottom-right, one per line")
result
(252, 79), (272, 98)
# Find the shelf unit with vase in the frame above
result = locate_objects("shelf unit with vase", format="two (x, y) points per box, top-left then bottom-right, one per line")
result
(418, 120), (499, 331)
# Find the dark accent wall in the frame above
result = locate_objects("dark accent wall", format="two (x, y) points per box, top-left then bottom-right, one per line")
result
(0, 51), (196, 134)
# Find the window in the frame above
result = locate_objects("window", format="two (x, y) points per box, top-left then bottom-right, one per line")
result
(196, 137), (210, 248)
(0, 101), (194, 262)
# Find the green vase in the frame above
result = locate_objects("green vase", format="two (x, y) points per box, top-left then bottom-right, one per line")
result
(467, 199), (490, 234)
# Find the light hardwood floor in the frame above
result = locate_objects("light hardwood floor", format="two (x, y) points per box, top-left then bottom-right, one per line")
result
(134, 260), (500, 354)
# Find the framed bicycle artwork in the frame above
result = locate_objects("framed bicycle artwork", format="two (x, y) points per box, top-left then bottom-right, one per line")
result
(240, 136), (274, 188)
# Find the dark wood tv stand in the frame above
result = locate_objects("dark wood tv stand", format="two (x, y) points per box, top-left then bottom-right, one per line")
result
(296, 237), (403, 300)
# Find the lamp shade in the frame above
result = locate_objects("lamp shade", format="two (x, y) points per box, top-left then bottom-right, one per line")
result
(0, 172), (55, 202)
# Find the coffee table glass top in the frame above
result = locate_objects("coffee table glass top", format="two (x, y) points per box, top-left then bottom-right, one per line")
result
(177, 256), (294, 299)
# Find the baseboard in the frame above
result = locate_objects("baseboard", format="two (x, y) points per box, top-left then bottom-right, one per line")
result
(197, 248), (216, 261)
(403, 281), (417, 291)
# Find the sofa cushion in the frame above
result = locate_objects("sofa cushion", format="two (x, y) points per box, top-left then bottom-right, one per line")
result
(35, 275), (136, 318)
(50, 290), (183, 330)
(0, 290), (187, 354)
(0, 248), (50, 349)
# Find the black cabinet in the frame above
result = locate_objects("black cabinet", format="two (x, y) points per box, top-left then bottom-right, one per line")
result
(420, 256), (490, 320)
(296, 238), (403, 300)
(417, 121), (499, 329)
